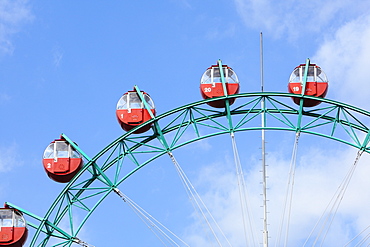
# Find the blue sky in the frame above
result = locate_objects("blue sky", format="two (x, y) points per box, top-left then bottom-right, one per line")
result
(1, 0), (370, 246)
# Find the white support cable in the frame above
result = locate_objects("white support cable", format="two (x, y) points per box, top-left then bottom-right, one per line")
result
(126, 198), (175, 246)
(233, 139), (250, 247)
(172, 161), (215, 246)
(275, 132), (300, 247)
(315, 150), (364, 246)
(302, 150), (364, 246)
(230, 132), (257, 246)
(125, 196), (180, 247)
(168, 153), (216, 245)
(118, 193), (175, 247)
(355, 235), (370, 246)
(167, 152), (233, 247)
(355, 231), (370, 246)
(113, 188), (190, 247)
(74, 238), (95, 247)
(284, 132), (300, 247)
(173, 162), (223, 247)
(168, 152), (227, 247)
(302, 165), (357, 246)
(121, 191), (185, 246)
(345, 225), (370, 247)
(303, 185), (342, 246)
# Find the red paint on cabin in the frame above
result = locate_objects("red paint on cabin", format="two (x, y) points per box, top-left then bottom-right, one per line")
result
(116, 90), (156, 133)
(200, 64), (240, 108)
(0, 208), (28, 247)
(288, 63), (328, 107)
(42, 138), (83, 183)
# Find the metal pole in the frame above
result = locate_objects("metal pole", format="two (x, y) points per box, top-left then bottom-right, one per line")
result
(260, 32), (269, 247)
(297, 58), (310, 131)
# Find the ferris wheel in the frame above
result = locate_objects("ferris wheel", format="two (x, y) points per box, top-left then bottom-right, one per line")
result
(2, 58), (370, 246)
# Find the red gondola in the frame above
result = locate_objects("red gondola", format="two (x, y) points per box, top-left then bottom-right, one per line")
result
(200, 61), (240, 108)
(42, 137), (83, 183)
(0, 206), (28, 247)
(288, 63), (329, 107)
(116, 90), (156, 133)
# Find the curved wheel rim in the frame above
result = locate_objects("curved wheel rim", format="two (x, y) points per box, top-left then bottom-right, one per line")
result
(19, 92), (370, 246)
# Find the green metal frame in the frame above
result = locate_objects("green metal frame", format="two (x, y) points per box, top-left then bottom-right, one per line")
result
(6, 92), (370, 246)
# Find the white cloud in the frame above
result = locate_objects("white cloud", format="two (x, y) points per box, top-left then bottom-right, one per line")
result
(0, 0), (33, 54)
(234, 0), (370, 41)
(313, 14), (370, 109)
(184, 161), (259, 246)
(183, 144), (370, 246)
(233, 1), (370, 110)
(0, 143), (23, 172)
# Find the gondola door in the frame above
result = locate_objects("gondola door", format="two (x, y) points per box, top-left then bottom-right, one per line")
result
(52, 141), (70, 174)
(0, 210), (14, 244)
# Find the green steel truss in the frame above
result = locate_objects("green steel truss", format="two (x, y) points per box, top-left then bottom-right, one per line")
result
(6, 92), (370, 246)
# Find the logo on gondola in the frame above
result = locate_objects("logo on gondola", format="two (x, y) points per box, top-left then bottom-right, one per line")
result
(1, 233), (9, 240)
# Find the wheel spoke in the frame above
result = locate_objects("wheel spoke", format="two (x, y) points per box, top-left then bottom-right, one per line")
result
(305, 150), (364, 246)
(275, 132), (300, 247)
(168, 152), (232, 247)
(114, 188), (189, 247)
(230, 132), (258, 246)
